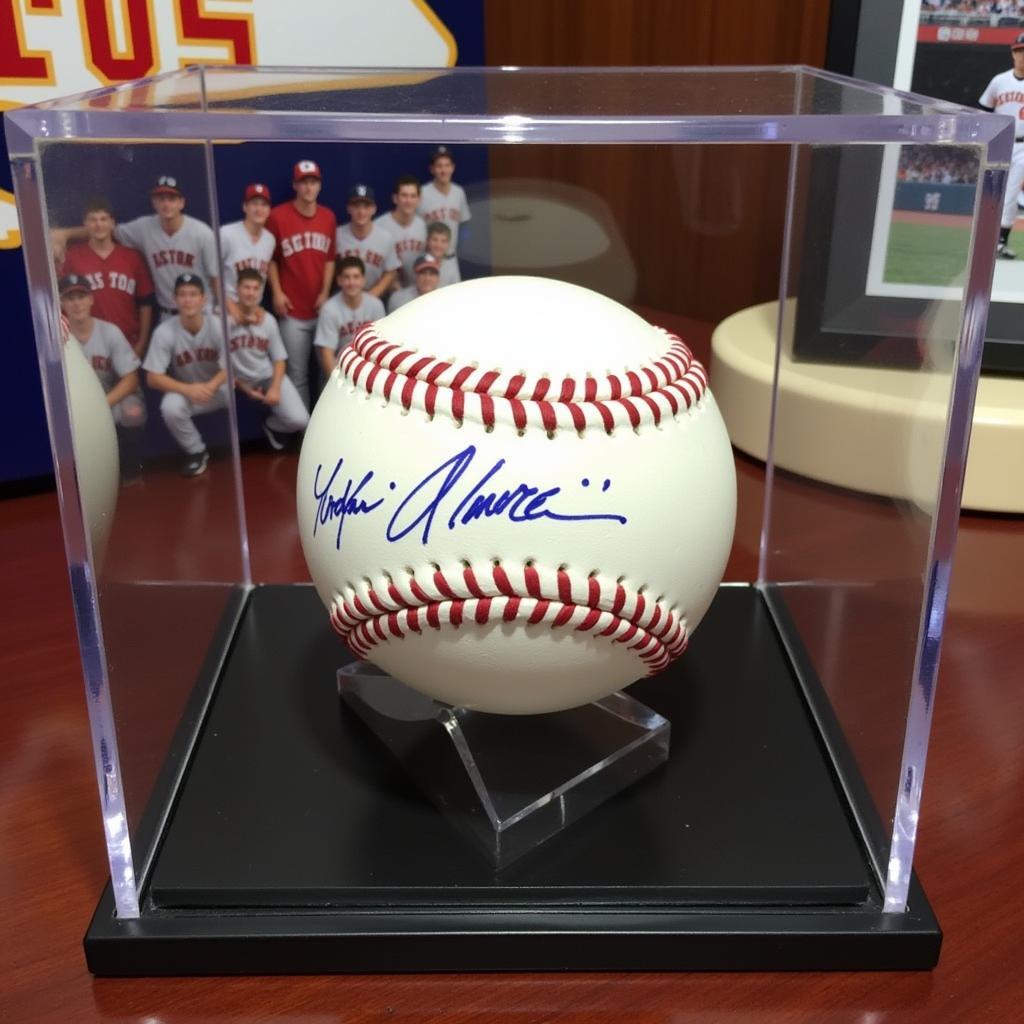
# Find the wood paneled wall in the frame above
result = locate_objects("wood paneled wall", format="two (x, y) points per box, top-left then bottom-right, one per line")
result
(483, 1), (831, 322)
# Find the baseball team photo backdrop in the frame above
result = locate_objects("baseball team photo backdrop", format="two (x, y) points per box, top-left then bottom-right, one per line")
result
(1, 0), (484, 486)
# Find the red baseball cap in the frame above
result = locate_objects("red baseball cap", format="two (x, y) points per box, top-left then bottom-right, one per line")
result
(244, 182), (271, 202)
(293, 160), (322, 182)
(1013, 32), (1024, 50)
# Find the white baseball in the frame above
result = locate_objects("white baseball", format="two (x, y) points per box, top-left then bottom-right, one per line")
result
(64, 331), (120, 571)
(297, 276), (736, 715)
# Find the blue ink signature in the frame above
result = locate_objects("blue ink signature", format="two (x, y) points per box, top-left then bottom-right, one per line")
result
(312, 458), (385, 550)
(312, 445), (627, 550)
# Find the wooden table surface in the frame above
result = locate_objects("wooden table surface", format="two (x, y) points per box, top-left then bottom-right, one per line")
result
(3, 320), (1023, 1022)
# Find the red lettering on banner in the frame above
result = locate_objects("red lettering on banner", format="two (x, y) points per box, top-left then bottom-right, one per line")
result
(80, 0), (158, 84)
(0, 0), (54, 84)
(177, 0), (254, 66)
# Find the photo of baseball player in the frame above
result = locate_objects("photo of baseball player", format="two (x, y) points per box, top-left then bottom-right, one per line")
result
(979, 32), (1024, 259)
(426, 222), (460, 286)
(266, 160), (337, 411)
(375, 175), (427, 287)
(142, 273), (228, 477)
(59, 198), (154, 356)
(114, 176), (220, 321)
(335, 184), (400, 299)
(387, 252), (441, 313)
(220, 183), (276, 318)
(59, 273), (147, 480)
(228, 268), (310, 451)
(418, 145), (471, 256)
(314, 256), (386, 380)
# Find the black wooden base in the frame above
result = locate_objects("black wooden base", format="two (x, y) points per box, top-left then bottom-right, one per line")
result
(84, 584), (941, 974)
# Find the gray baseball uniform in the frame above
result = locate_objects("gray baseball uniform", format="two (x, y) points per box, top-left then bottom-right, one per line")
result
(418, 180), (471, 254)
(117, 214), (218, 316)
(335, 222), (401, 289)
(75, 317), (146, 427)
(314, 292), (385, 356)
(439, 257), (460, 287)
(219, 220), (275, 300)
(387, 285), (420, 313)
(227, 311), (308, 435)
(374, 212), (427, 286)
(143, 314), (228, 454)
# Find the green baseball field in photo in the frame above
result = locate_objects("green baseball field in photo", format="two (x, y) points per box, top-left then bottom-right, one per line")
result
(883, 217), (972, 287)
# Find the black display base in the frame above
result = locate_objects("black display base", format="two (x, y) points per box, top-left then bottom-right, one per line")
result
(84, 584), (941, 974)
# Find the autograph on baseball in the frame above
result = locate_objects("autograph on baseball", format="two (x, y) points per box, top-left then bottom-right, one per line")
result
(312, 444), (627, 550)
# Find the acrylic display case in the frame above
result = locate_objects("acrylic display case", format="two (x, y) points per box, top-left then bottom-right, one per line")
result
(5, 65), (1008, 975)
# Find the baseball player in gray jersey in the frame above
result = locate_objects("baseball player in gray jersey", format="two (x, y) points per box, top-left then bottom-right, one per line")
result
(116, 176), (221, 318)
(980, 34), (1024, 258)
(375, 175), (427, 287)
(229, 268), (309, 449)
(387, 253), (441, 313)
(59, 272), (146, 421)
(418, 146), (471, 255)
(220, 183), (276, 313)
(426, 222), (460, 286)
(142, 273), (228, 476)
(314, 256), (386, 379)
(335, 184), (400, 298)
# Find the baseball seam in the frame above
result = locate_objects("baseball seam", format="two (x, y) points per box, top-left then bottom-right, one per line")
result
(329, 560), (689, 676)
(337, 324), (708, 434)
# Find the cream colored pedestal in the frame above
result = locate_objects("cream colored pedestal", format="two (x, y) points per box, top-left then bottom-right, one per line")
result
(711, 301), (1024, 514)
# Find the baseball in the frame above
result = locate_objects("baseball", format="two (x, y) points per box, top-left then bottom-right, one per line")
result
(297, 276), (736, 715)
(64, 331), (120, 571)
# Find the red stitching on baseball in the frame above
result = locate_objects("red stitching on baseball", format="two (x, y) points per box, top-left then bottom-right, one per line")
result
(330, 561), (690, 679)
(337, 324), (707, 433)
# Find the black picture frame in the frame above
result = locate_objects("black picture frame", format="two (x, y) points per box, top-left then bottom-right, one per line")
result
(794, 0), (1024, 375)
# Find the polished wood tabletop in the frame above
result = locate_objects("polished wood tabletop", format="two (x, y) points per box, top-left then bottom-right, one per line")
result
(3, 321), (1023, 1021)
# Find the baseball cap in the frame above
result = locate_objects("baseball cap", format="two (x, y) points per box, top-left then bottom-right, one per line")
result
(174, 272), (205, 292)
(430, 145), (453, 162)
(151, 175), (183, 197)
(413, 253), (441, 273)
(244, 182), (271, 202)
(348, 183), (375, 203)
(58, 274), (91, 296)
(1013, 32), (1024, 49)
(293, 159), (322, 182)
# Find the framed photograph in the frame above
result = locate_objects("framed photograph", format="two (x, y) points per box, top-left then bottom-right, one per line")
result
(795, 0), (1024, 374)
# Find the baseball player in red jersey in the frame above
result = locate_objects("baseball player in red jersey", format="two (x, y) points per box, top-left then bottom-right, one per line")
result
(60, 198), (154, 355)
(266, 160), (337, 410)
(980, 34), (1024, 258)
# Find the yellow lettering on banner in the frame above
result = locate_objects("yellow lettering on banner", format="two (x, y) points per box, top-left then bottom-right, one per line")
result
(0, 188), (21, 250)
